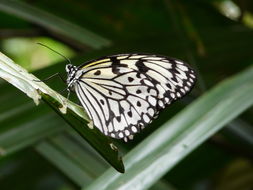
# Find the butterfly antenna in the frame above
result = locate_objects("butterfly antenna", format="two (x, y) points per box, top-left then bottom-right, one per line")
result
(36, 42), (71, 64)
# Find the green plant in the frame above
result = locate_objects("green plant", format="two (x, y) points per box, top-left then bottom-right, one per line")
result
(0, 0), (253, 190)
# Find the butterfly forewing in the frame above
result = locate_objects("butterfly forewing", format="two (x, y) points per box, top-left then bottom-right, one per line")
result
(70, 54), (196, 142)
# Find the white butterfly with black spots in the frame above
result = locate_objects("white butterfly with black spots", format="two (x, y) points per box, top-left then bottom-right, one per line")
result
(65, 54), (196, 142)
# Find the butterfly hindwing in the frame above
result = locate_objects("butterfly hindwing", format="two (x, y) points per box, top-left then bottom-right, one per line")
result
(71, 54), (196, 141)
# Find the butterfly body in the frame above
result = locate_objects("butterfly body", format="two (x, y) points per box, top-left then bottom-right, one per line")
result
(66, 64), (81, 90)
(65, 54), (196, 142)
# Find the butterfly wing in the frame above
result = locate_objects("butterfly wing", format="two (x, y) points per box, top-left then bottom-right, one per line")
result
(74, 54), (196, 141)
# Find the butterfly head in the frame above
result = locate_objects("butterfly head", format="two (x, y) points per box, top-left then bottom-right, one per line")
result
(66, 64), (75, 73)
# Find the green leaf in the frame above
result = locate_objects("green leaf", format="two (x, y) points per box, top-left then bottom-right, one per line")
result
(0, 52), (124, 173)
(35, 131), (109, 187)
(35, 138), (93, 186)
(0, 0), (111, 49)
(0, 112), (64, 155)
(85, 65), (253, 190)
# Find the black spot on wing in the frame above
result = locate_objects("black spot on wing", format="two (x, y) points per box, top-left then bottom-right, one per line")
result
(136, 73), (141, 78)
(166, 83), (171, 89)
(100, 99), (105, 105)
(112, 65), (120, 74)
(127, 111), (132, 117)
(136, 60), (149, 73)
(136, 89), (141, 94)
(110, 57), (128, 74)
(116, 116), (121, 122)
(128, 77), (134, 82)
(94, 70), (101, 75)
(110, 57), (121, 74)
(107, 109), (115, 125)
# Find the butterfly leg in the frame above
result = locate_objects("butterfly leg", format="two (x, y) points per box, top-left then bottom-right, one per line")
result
(61, 88), (71, 111)
(66, 88), (71, 100)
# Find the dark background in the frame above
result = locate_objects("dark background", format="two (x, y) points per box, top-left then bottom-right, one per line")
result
(0, 0), (253, 189)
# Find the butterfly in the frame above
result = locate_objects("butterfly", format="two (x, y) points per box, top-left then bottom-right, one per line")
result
(65, 53), (196, 142)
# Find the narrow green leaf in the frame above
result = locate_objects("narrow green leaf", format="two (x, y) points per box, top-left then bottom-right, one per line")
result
(35, 132), (108, 186)
(0, 0), (111, 49)
(49, 132), (107, 175)
(86, 66), (253, 190)
(0, 113), (64, 155)
(35, 140), (92, 186)
(225, 119), (253, 148)
(0, 52), (124, 173)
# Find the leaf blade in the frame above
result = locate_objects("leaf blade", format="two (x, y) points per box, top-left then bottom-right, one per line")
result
(0, 0), (111, 49)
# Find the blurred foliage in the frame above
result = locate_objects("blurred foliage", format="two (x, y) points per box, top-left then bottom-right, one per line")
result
(0, 0), (253, 190)
(1, 37), (74, 71)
